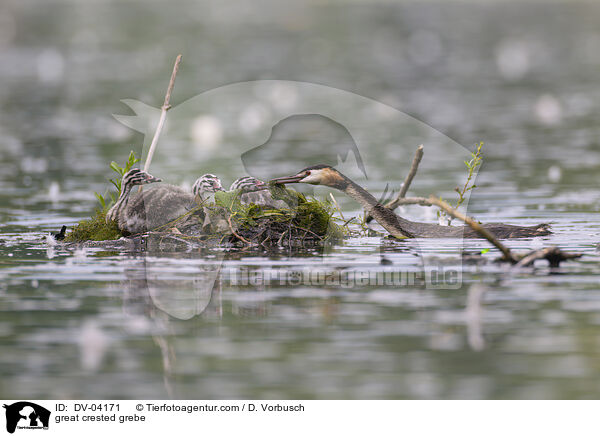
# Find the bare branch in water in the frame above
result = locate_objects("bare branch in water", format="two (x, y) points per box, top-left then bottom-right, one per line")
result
(391, 144), (424, 205)
(515, 246), (582, 268)
(389, 197), (435, 207)
(424, 196), (581, 267)
(426, 196), (516, 262)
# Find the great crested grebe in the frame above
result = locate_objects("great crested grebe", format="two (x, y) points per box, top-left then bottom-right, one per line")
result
(272, 165), (551, 239)
(106, 168), (161, 233)
(192, 174), (224, 203)
(229, 176), (287, 209)
(107, 169), (198, 235)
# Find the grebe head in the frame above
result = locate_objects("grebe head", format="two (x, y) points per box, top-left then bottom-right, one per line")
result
(106, 169), (161, 224)
(271, 165), (345, 188)
(192, 174), (224, 197)
(122, 168), (162, 187)
(230, 176), (267, 192)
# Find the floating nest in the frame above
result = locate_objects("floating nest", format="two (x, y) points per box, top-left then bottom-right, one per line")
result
(64, 185), (345, 251)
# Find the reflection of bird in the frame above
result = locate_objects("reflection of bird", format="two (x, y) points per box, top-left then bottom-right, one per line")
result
(107, 169), (196, 234)
(272, 165), (551, 239)
(229, 176), (287, 208)
(192, 174), (224, 204)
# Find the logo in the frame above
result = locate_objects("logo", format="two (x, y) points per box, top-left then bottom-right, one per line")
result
(3, 402), (50, 434)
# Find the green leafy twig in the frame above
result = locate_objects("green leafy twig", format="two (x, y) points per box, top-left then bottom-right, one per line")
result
(94, 150), (139, 211)
(438, 142), (484, 225)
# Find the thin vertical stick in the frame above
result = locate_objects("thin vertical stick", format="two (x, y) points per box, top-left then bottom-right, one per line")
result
(143, 54), (183, 173)
(388, 144), (424, 208)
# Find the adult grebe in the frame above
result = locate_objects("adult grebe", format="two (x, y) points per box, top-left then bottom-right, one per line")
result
(271, 165), (551, 239)
(230, 176), (287, 209)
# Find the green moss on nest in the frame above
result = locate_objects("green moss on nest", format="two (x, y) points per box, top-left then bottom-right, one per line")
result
(64, 209), (122, 242)
(213, 186), (345, 245)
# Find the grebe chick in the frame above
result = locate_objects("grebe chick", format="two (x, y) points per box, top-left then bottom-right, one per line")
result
(230, 176), (287, 209)
(106, 168), (162, 234)
(192, 174), (224, 204)
(272, 165), (551, 239)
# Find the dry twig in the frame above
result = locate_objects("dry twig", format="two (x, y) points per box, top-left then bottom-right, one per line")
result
(425, 196), (581, 267)
(515, 246), (582, 268)
(366, 144), (424, 223)
(426, 196), (516, 262)
(392, 144), (424, 204)
(227, 215), (252, 245)
(143, 54), (183, 173)
(137, 55), (183, 193)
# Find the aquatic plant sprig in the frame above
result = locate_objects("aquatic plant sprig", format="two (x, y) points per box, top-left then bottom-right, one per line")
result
(94, 150), (139, 211)
(438, 141), (484, 225)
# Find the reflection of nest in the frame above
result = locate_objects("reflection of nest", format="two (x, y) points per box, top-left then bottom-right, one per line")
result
(123, 260), (222, 320)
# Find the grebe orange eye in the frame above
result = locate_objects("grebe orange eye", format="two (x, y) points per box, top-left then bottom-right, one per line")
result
(305, 171), (311, 175)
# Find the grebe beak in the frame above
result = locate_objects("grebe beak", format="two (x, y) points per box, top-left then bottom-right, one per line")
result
(270, 173), (304, 184)
(145, 175), (162, 183)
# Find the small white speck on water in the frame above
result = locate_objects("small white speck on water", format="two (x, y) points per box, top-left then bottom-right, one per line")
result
(37, 48), (64, 83)
(496, 39), (530, 81)
(239, 103), (270, 134)
(78, 320), (109, 373)
(190, 115), (223, 151)
(548, 165), (562, 183)
(48, 181), (60, 203)
(535, 94), (562, 126)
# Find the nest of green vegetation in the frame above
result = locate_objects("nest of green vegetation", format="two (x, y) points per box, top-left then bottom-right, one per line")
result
(214, 186), (344, 246)
(64, 210), (121, 242)
(64, 185), (344, 249)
